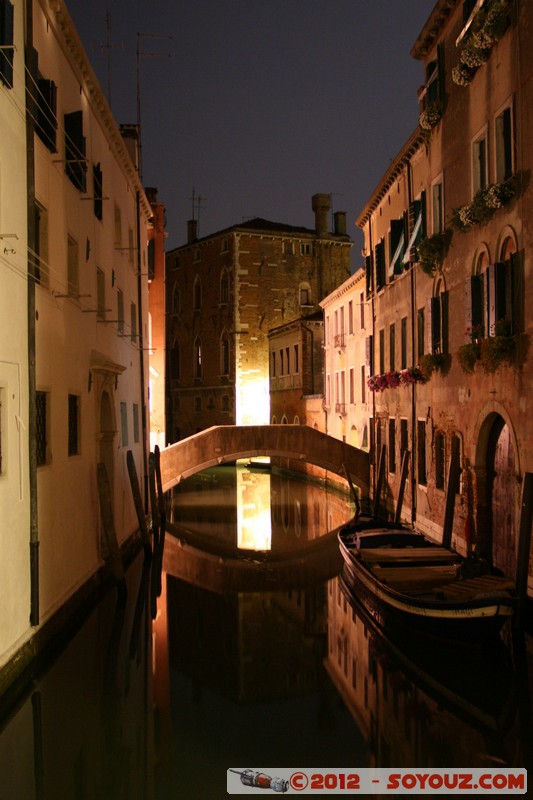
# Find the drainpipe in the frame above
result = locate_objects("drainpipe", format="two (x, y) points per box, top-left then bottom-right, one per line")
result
(136, 191), (149, 512)
(407, 160), (417, 525)
(368, 218), (376, 504)
(25, 0), (39, 625)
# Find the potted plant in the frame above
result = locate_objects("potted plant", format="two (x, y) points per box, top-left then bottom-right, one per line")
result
(417, 231), (450, 276)
(479, 319), (515, 372)
(419, 352), (447, 381)
(419, 101), (443, 132)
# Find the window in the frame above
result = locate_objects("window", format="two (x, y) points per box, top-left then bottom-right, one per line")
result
(472, 132), (487, 195)
(36, 71), (58, 151)
(36, 390), (48, 466)
(495, 105), (514, 183)
(360, 292), (365, 329)
(147, 239), (155, 281)
(279, 349), (284, 375)
(365, 335), (374, 377)
(194, 396), (202, 412)
(222, 395), (230, 412)
(96, 268), (105, 320)
(67, 236), (79, 297)
(93, 163), (103, 220)
(133, 403), (140, 443)
(114, 205), (122, 248)
(169, 338), (180, 380)
(285, 346), (290, 374)
(435, 431), (445, 490)
(194, 337), (202, 379)
(389, 324), (395, 371)
(401, 317), (408, 369)
(0, 0), (14, 88)
(171, 283), (180, 315)
(68, 394), (80, 456)
(34, 203), (49, 287)
(348, 300), (354, 334)
(300, 242), (311, 256)
(349, 368), (355, 404)
(193, 275), (202, 310)
(117, 289), (124, 334)
(220, 331), (229, 376)
(361, 365), (366, 403)
(389, 217), (405, 277)
(220, 237), (228, 253)
(271, 351), (276, 377)
(417, 308), (425, 361)
(389, 418), (396, 473)
(283, 240), (294, 255)
(417, 420), (427, 486)
(220, 268), (229, 304)
(299, 284), (311, 305)
(130, 302), (137, 343)
(64, 111), (87, 191)
(120, 402), (128, 447)
(294, 344), (299, 374)
(452, 434), (462, 494)
(424, 55), (441, 105)
(432, 179), (443, 234)
(128, 227), (134, 264)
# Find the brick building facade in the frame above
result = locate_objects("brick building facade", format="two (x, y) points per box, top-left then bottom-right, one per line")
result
(165, 194), (351, 442)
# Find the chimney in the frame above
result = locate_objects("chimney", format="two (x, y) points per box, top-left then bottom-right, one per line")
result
(119, 124), (140, 171)
(312, 193), (330, 237)
(333, 211), (347, 236)
(187, 219), (198, 244)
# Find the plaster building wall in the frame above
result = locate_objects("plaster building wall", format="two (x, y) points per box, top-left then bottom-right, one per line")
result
(31, 0), (151, 624)
(350, 0), (532, 593)
(0, 0), (31, 662)
(166, 195), (351, 441)
(146, 187), (167, 452)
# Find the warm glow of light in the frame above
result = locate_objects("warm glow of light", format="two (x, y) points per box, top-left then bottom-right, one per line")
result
(237, 468), (272, 550)
(236, 374), (270, 426)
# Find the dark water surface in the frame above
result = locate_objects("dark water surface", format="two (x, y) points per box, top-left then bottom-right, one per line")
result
(0, 466), (531, 799)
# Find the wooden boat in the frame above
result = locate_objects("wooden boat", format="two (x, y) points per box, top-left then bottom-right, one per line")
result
(337, 515), (516, 642)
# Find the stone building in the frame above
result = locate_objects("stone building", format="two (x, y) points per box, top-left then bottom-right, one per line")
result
(349, 0), (532, 594)
(146, 187), (168, 451)
(165, 194), (352, 442)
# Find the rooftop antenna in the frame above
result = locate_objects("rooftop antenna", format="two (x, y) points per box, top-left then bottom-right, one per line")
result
(136, 32), (172, 182)
(190, 187), (206, 237)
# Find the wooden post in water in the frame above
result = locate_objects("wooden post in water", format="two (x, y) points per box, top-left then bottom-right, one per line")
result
(154, 445), (166, 528)
(441, 446), (461, 549)
(126, 449), (151, 555)
(373, 444), (386, 519)
(515, 472), (533, 624)
(343, 463), (361, 519)
(394, 450), (410, 525)
(97, 462), (126, 593)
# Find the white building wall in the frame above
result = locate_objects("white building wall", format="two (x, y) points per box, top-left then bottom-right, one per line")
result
(32, 0), (150, 623)
(0, 0), (31, 662)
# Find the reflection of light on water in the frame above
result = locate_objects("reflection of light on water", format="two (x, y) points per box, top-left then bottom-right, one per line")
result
(237, 467), (272, 550)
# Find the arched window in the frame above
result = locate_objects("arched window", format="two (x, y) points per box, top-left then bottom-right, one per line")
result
(193, 275), (202, 311)
(466, 248), (489, 339)
(220, 268), (229, 304)
(169, 337), (180, 380)
(271, 415), (277, 424)
(293, 415), (300, 425)
(220, 330), (230, 376)
(194, 336), (202, 379)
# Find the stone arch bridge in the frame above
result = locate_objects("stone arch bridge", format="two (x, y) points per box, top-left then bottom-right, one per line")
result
(159, 424), (370, 497)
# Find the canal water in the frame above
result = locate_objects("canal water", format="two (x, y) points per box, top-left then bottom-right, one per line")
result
(0, 464), (531, 799)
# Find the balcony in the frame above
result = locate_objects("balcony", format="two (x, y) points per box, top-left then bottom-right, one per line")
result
(334, 333), (346, 349)
(335, 402), (347, 416)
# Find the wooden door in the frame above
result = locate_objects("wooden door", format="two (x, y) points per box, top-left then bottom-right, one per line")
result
(490, 421), (516, 577)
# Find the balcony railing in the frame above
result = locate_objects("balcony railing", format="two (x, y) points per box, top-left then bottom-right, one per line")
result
(334, 333), (346, 349)
(335, 402), (347, 416)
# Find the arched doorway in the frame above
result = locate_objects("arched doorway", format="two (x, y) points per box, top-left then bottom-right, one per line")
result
(99, 389), (115, 502)
(486, 415), (517, 576)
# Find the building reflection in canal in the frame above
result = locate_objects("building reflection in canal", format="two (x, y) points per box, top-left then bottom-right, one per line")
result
(0, 465), (531, 799)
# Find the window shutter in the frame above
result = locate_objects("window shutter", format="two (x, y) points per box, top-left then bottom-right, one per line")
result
(375, 240), (386, 291)
(365, 335), (374, 376)
(365, 255), (373, 296)
(64, 110), (87, 191)
(0, 0), (14, 88)
(486, 264), (497, 335)
(147, 239), (155, 280)
(464, 276), (473, 335)
(36, 79), (58, 151)
(426, 297), (434, 354)
(440, 290), (449, 354)
(495, 261), (508, 325)
(93, 163), (103, 220)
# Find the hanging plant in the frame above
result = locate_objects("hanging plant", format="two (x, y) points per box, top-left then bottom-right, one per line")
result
(479, 320), (515, 372)
(453, 0), (511, 86)
(419, 101), (443, 132)
(460, 39), (491, 69)
(452, 62), (475, 87)
(399, 366), (426, 386)
(458, 342), (480, 373)
(451, 177), (516, 231)
(417, 231), (450, 276)
(419, 352), (448, 381)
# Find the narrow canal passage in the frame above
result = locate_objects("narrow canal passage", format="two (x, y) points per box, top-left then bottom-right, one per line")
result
(0, 465), (531, 799)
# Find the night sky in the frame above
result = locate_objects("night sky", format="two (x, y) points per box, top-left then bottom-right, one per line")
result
(66, 0), (433, 263)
